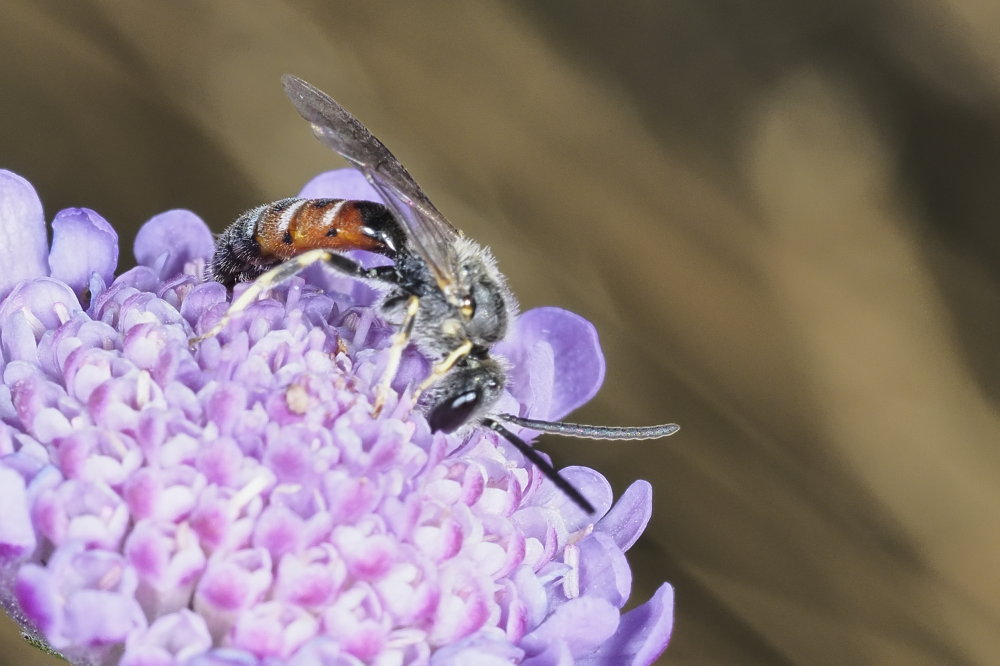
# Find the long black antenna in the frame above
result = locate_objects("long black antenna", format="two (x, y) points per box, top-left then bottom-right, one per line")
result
(498, 414), (679, 440)
(482, 418), (596, 514)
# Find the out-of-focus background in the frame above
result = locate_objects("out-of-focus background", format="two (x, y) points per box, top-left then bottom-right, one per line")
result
(3, 1), (999, 664)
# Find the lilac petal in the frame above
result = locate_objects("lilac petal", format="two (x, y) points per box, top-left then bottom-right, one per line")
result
(63, 588), (147, 647)
(430, 561), (494, 644)
(180, 281), (228, 328)
(121, 609), (213, 666)
(579, 583), (674, 666)
(287, 637), (361, 666)
(0, 465), (37, 561)
(252, 505), (308, 561)
(529, 466), (613, 532)
(13, 563), (61, 640)
(0, 278), (80, 332)
(229, 601), (319, 659)
(577, 532), (632, 607)
(1, 318), (41, 372)
(56, 427), (143, 486)
(125, 519), (207, 618)
(0, 170), (49, 299)
(522, 596), (619, 658)
(373, 559), (440, 626)
(521, 641), (574, 666)
(48, 207), (119, 296)
(122, 467), (204, 524)
(185, 648), (259, 666)
(34, 479), (130, 550)
(511, 565), (549, 631)
(133, 209), (215, 279)
(332, 527), (397, 581)
(321, 598), (390, 662)
(430, 632), (524, 665)
(297, 169), (384, 202)
(16, 542), (146, 649)
(497, 307), (606, 421)
(594, 480), (653, 552)
(194, 548), (273, 636)
(273, 546), (346, 608)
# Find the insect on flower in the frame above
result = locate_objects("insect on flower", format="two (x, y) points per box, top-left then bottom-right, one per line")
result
(195, 74), (679, 514)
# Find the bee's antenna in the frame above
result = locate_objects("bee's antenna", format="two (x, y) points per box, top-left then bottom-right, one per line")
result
(497, 414), (679, 440)
(482, 418), (596, 515)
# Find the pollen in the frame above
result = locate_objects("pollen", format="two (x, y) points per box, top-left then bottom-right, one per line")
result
(286, 382), (311, 414)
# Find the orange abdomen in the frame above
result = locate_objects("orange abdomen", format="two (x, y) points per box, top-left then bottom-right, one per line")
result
(254, 198), (402, 260)
(210, 197), (405, 288)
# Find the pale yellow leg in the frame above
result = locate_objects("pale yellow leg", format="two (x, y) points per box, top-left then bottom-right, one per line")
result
(190, 249), (332, 345)
(412, 339), (474, 401)
(372, 294), (420, 417)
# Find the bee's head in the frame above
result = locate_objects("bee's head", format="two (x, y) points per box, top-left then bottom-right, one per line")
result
(424, 357), (505, 433)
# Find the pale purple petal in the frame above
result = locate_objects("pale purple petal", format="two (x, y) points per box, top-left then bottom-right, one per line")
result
(34, 479), (131, 550)
(0, 465), (37, 561)
(133, 209), (215, 278)
(185, 648), (259, 666)
(125, 519), (207, 618)
(297, 168), (384, 201)
(522, 596), (620, 658)
(13, 563), (62, 643)
(121, 609), (213, 666)
(429, 561), (494, 645)
(63, 589), (147, 647)
(286, 638), (363, 666)
(15, 542), (146, 649)
(522, 641), (574, 666)
(0, 170), (49, 298)
(229, 601), (319, 659)
(48, 207), (119, 296)
(272, 546), (346, 608)
(529, 466), (614, 531)
(595, 480), (653, 551)
(577, 532), (632, 606)
(0, 278), (80, 331)
(194, 548), (273, 638)
(496, 307), (606, 420)
(430, 632), (524, 665)
(55, 426), (143, 485)
(579, 583), (675, 666)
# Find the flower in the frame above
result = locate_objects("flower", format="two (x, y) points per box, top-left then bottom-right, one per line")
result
(0, 168), (674, 665)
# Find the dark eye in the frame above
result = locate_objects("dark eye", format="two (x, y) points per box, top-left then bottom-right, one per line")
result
(428, 390), (481, 433)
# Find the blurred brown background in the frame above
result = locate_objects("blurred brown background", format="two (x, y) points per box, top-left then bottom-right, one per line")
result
(3, 1), (999, 664)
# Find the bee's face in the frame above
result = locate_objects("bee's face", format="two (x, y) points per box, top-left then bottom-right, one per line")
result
(424, 357), (506, 434)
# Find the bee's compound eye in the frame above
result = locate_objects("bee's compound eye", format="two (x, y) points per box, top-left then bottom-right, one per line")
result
(428, 390), (481, 433)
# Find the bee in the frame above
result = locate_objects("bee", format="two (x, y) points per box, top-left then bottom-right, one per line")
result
(195, 75), (679, 514)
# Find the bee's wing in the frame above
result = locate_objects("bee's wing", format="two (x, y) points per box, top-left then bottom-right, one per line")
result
(282, 75), (460, 292)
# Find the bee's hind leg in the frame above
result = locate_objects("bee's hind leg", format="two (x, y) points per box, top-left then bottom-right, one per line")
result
(190, 249), (396, 345)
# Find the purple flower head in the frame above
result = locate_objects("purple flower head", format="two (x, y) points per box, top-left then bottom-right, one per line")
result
(0, 168), (673, 665)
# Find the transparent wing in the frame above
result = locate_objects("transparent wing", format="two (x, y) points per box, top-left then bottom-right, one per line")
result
(281, 74), (460, 292)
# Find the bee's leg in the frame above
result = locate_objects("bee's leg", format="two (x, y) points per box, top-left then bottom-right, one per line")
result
(413, 339), (474, 400)
(190, 248), (396, 344)
(372, 294), (419, 417)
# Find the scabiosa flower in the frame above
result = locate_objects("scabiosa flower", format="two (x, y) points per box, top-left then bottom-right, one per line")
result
(0, 167), (674, 666)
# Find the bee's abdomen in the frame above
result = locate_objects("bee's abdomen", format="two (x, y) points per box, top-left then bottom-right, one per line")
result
(255, 198), (402, 259)
(210, 198), (404, 288)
